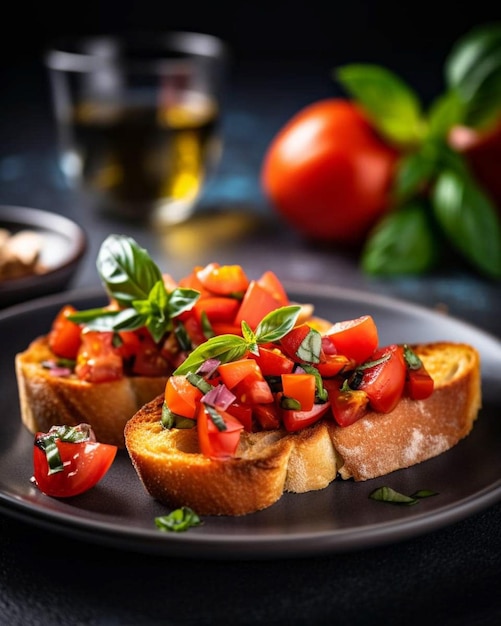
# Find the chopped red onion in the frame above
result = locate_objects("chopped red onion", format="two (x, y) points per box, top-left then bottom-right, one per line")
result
(202, 384), (236, 410)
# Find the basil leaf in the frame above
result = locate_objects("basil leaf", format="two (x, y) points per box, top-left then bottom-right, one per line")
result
(205, 404), (227, 431)
(67, 307), (118, 326)
(254, 305), (301, 344)
(361, 201), (439, 275)
(296, 327), (321, 363)
(168, 287), (200, 318)
(426, 91), (466, 139)
(173, 334), (248, 376)
(109, 307), (147, 332)
(155, 507), (202, 532)
(411, 489), (438, 499)
(97, 234), (163, 305)
(335, 63), (424, 146)
(432, 168), (501, 278)
(403, 344), (424, 370)
(369, 486), (420, 505)
(392, 150), (437, 202)
(445, 23), (501, 128)
(301, 364), (329, 402)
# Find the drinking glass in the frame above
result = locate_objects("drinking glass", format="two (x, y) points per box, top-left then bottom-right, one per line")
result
(45, 32), (228, 224)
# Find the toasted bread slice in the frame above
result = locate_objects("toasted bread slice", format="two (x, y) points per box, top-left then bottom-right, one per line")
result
(124, 342), (481, 516)
(15, 336), (169, 447)
(329, 342), (481, 480)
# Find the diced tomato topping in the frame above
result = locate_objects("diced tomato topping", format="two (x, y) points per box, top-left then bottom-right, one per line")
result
(317, 353), (353, 377)
(234, 280), (284, 329)
(165, 375), (204, 419)
(281, 373), (316, 411)
(357, 344), (406, 413)
(253, 403), (281, 430)
(250, 346), (294, 376)
(196, 263), (250, 296)
(226, 402), (253, 431)
(194, 296), (241, 324)
(75, 331), (123, 382)
(256, 270), (289, 306)
(210, 321), (243, 336)
(196, 404), (244, 459)
(324, 379), (369, 427)
(217, 358), (262, 389)
(115, 330), (142, 360)
(406, 366), (435, 400)
(234, 378), (274, 405)
(131, 329), (171, 376)
(326, 315), (379, 364)
(48, 305), (82, 360)
(280, 400), (331, 432)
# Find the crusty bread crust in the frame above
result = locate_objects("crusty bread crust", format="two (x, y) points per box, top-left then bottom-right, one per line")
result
(124, 342), (481, 516)
(15, 336), (168, 447)
(125, 396), (342, 515)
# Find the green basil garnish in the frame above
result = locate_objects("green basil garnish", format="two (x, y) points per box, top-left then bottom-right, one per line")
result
(155, 507), (203, 532)
(369, 486), (439, 505)
(68, 235), (200, 341)
(173, 306), (301, 376)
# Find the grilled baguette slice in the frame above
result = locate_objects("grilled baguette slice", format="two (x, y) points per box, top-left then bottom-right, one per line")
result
(15, 336), (169, 447)
(124, 342), (481, 516)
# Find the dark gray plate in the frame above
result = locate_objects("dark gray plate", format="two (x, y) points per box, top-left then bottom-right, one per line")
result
(1, 284), (500, 560)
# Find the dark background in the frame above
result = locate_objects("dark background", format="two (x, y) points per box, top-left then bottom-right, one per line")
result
(4, 1), (501, 86)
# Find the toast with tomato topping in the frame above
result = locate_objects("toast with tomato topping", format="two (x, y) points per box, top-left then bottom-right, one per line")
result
(125, 341), (481, 516)
(14, 235), (329, 448)
(15, 336), (169, 448)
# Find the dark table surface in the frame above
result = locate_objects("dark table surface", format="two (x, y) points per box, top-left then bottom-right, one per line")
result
(1, 57), (500, 626)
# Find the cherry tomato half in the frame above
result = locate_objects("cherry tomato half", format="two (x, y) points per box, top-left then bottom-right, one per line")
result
(33, 432), (117, 498)
(261, 99), (398, 243)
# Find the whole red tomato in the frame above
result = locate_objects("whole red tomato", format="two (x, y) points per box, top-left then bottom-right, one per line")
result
(261, 99), (399, 244)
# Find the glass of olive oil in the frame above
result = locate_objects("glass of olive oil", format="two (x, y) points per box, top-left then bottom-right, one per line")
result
(45, 32), (228, 224)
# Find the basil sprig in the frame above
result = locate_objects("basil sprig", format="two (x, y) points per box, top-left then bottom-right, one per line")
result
(173, 305), (301, 376)
(335, 23), (501, 278)
(69, 235), (200, 342)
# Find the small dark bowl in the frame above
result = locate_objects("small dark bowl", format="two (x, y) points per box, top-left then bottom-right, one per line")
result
(0, 205), (87, 308)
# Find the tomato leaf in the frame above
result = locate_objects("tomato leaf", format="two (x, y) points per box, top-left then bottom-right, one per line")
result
(335, 63), (425, 146)
(361, 200), (439, 275)
(445, 22), (501, 129)
(432, 168), (501, 278)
